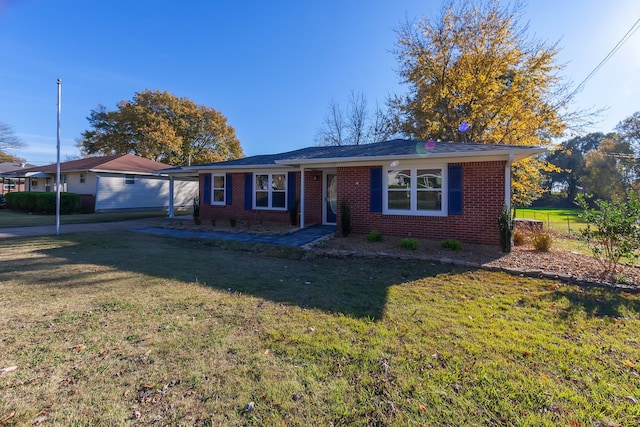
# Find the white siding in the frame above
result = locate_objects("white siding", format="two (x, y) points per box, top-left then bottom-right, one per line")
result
(94, 174), (197, 212)
(65, 172), (97, 194)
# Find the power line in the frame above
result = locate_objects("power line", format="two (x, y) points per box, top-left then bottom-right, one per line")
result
(568, 16), (640, 99)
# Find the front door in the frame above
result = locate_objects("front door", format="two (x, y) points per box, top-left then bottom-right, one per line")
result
(325, 173), (337, 224)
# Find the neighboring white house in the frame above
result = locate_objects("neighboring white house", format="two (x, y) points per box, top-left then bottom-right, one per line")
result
(1, 154), (197, 213)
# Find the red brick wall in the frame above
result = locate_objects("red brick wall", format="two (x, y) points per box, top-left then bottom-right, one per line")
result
(197, 161), (505, 245)
(335, 162), (505, 245)
(198, 171), (324, 226)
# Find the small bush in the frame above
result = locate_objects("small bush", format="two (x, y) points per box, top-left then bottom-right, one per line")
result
(366, 230), (383, 243)
(229, 217), (237, 228)
(340, 200), (352, 237)
(289, 198), (300, 226)
(441, 239), (462, 251)
(513, 229), (527, 246)
(531, 229), (553, 251)
(400, 237), (419, 250)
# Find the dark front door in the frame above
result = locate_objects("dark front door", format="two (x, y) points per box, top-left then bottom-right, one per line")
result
(325, 173), (337, 224)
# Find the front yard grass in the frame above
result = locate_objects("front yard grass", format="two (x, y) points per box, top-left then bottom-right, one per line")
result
(0, 232), (638, 426)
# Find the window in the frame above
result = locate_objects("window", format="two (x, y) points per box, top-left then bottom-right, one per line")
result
(31, 178), (38, 188)
(211, 174), (225, 205)
(254, 173), (286, 209)
(125, 175), (135, 184)
(384, 166), (445, 216)
(80, 173), (85, 183)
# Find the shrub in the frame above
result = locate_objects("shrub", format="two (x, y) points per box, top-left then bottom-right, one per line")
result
(576, 192), (640, 272)
(5, 191), (80, 214)
(441, 239), (462, 251)
(340, 200), (352, 237)
(400, 237), (419, 250)
(289, 198), (300, 226)
(498, 205), (515, 252)
(513, 229), (527, 246)
(229, 217), (237, 228)
(366, 230), (383, 243)
(530, 229), (553, 251)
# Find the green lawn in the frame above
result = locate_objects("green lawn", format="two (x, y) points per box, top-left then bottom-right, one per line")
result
(0, 232), (638, 426)
(515, 207), (587, 235)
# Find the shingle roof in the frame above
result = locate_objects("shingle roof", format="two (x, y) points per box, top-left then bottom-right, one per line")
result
(0, 162), (35, 173)
(8, 154), (172, 175)
(174, 139), (544, 170)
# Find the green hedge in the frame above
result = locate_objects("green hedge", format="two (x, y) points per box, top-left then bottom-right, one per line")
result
(5, 192), (81, 214)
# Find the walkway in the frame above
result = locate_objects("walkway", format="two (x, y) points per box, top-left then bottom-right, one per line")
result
(132, 224), (336, 247)
(0, 217), (336, 248)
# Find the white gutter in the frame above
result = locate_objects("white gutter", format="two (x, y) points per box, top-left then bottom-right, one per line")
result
(275, 147), (545, 167)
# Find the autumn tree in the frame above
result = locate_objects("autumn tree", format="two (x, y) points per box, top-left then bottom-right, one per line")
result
(616, 111), (640, 150)
(316, 90), (395, 146)
(77, 90), (243, 166)
(391, 0), (573, 205)
(0, 122), (26, 163)
(580, 134), (637, 202)
(543, 133), (606, 204)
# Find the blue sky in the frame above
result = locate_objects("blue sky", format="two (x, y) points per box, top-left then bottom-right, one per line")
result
(0, 0), (639, 165)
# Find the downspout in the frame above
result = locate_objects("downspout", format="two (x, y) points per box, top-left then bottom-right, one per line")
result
(299, 167), (305, 229)
(505, 153), (514, 211)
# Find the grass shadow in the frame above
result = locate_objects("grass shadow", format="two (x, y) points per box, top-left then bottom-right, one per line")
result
(31, 231), (457, 320)
(545, 285), (640, 319)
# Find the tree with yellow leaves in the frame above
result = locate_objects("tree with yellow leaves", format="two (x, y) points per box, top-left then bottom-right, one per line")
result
(77, 90), (243, 166)
(391, 0), (570, 205)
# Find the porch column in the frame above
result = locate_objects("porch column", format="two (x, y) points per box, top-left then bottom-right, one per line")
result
(299, 167), (305, 229)
(504, 153), (514, 211)
(168, 176), (175, 217)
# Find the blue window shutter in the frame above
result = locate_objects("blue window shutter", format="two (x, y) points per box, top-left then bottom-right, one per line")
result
(203, 174), (211, 205)
(448, 165), (463, 215)
(287, 171), (296, 210)
(370, 167), (382, 212)
(225, 173), (233, 205)
(244, 173), (252, 210)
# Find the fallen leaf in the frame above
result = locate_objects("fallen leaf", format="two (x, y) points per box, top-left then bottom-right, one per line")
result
(418, 403), (427, 412)
(623, 360), (635, 368)
(69, 344), (86, 352)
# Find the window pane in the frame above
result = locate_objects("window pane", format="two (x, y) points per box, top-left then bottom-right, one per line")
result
(213, 175), (225, 189)
(272, 192), (286, 208)
(417, 169), (442, 189)
(256, 175), (268, 191)
(387, 170), (411, 189)
(388, 190), (411, 210)
(417, 190), (442, 210)
(272, 174), (286, 190)
(213, 190), (225, 202)
(255, 191), (268, 207)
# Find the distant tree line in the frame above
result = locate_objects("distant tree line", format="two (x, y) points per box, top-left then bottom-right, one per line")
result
(540, 111), (640, 207)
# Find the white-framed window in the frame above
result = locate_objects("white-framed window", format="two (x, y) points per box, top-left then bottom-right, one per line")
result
(125, 175), (135, 184)
(254, 172), (286, 210)
(211, 174), (226, 205)
(384, 165), (447, 216)
(80, 173), (85, 183)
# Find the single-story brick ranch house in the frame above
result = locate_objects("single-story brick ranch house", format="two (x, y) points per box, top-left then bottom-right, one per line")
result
(163, 139), (544, 245)
(1, 154), (198, 213)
